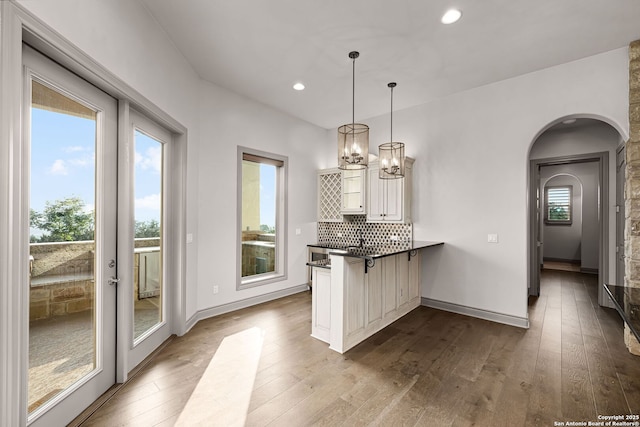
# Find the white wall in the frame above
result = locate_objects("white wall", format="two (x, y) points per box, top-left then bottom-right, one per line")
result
(332, 48), (629, 323)
(196, 80), (327, 310)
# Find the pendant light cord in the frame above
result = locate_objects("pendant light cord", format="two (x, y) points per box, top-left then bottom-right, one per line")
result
(388, 82), (396, 143)
(390, 85), (393, 143)
(352, 55), (355, 126)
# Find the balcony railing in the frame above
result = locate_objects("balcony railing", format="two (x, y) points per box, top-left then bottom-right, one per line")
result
(29, 238), (160, 321)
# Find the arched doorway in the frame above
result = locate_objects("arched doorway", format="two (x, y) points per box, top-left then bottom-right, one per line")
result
(528, 117), (625, 307)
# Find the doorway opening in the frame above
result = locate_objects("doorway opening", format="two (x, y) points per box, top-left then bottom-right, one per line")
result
(528, 118), (625, 310)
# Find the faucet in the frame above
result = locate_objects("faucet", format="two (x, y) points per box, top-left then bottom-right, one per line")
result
(358, 228), (365, 248)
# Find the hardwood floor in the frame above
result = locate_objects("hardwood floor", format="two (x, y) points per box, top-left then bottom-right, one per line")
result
(78, 270), (640, 426)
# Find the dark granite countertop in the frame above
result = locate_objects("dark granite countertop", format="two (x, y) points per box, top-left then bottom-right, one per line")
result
(603, 284), (640, 342)
(308, 240), (444, 261)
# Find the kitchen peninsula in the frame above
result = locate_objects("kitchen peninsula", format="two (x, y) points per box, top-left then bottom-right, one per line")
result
(307, 241), (443, 353)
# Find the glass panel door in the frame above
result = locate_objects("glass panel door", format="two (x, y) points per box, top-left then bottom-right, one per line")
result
(28, 80), (98, 412)
(25, 45), (117, 427)
(133, 130), (164, 341)
(126, 110), (171, 371)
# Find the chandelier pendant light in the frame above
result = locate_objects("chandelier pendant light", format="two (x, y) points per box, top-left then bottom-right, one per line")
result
(338, 51), (369, 170)
(379, 82), (405, 179)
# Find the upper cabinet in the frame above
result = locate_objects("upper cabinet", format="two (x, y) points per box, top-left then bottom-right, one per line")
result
(317, 158), (413, 222)
(317, 168), (342, 222)
(341, 169), (366, 214)
(367, 158), (413, 223)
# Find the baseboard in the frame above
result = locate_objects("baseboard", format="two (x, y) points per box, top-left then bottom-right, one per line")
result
(421, 297), (530, 329)
(580, 267), (598, 275)
(184, 284), (310, 334)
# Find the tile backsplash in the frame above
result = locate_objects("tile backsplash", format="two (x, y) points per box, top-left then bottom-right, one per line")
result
(318, 216), (412, 247)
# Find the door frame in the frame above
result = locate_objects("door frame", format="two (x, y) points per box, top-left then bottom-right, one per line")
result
(528, 152), (609, 305)
(23, 43), (119, 427)
(0, 3), (188, 426)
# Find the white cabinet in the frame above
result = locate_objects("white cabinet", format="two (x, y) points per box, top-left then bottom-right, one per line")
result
(396, 253), (410, 307)
(317, 168), (342, 222)
(341, 169), (366, 214)
(396, 250), (421, 308)
(328, 251), (421, 353)
(311, 267), (332, 343)
(382, 256), (397, 318)
(408, 250), (421, 301)
(367, 158), (413, 223)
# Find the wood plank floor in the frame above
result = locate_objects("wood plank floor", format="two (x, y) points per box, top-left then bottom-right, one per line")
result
(78, 270), (640, 426)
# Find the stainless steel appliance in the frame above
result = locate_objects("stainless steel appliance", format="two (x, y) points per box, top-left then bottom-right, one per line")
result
(307, 246), (330, 286)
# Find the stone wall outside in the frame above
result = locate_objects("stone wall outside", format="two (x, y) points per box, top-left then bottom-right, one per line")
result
(29, 238), (160, 321)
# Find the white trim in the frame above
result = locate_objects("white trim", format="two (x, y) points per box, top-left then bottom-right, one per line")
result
(170, 131), (188, 336)
(116, 100), (132, 383)
(184, 285), (309, 334)
(421, 297), (530, 329)
(0, 3), (29, 426)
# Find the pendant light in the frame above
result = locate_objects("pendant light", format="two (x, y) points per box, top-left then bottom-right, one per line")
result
(338, 51), (369, 170)
(379, 82), (405, 179)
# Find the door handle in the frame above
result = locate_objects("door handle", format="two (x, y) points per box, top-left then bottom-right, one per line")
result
(108, 276), (120, 286)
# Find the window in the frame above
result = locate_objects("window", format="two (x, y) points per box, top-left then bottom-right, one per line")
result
(238, 147), (287, 288)
(545, 185), (572, 225)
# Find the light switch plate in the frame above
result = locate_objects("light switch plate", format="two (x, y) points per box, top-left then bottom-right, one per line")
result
(295, 228), (301, 235)
(186, 233), (193, 244)
(488, 234), (499, 243)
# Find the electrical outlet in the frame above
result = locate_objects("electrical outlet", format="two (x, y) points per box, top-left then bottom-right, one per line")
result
(488, 234), (499, 243)
(186, 233), (193, 244)
(213, 285), (219, 294)
(295, 228), (301, 235)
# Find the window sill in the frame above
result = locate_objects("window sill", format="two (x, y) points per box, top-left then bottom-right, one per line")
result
(238, 272), (287, 290)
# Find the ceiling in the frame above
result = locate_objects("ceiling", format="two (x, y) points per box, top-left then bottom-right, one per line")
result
(140, 0), (640, 129)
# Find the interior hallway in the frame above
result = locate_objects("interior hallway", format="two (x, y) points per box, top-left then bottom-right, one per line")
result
(75, 270), (640, 426)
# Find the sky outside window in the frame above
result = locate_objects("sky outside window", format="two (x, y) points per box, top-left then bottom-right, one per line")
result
(30, 108), (162, 237)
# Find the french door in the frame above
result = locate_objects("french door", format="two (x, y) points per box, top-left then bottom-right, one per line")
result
(24, 44), (174, 425)
(24, 45), (117, 426)
(124, 110), (172, 371)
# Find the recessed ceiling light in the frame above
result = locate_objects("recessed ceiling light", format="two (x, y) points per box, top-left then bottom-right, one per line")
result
(441, 9), (462, 24)
(293, 82), (305, 91)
